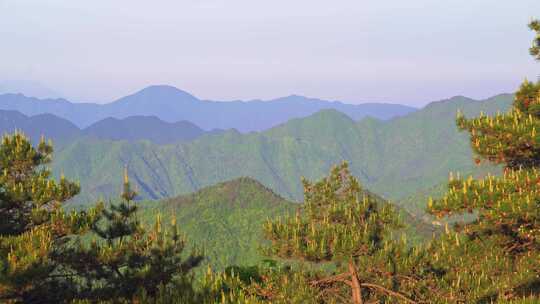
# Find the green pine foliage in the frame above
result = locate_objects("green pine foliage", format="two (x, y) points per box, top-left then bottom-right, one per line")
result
(0, 133), (204, 303)
(422, 230), (540, 302)
(257, 163), (438, 303)
(199, 265), (320, 304)
(0, 134), (81, 235)
(0, 133), (100, 302)
(426, 20), (540, 302)
(58, 169), (204, 302)
(195, 164), (454, 303)
(262, 162), (399, 262)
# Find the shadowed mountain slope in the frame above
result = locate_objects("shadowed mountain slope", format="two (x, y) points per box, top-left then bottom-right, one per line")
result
(0, 110), (80, 146)
(0, 110), (219, 145)
(82, 116), (219, 144)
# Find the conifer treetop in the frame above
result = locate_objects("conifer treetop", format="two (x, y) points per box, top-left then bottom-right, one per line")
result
(0, 133), (81, 235)
(263, 162), (399, 263)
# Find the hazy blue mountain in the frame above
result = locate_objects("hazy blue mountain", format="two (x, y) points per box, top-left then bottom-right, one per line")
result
(0, 110), (219, 145)
(82, 116), (218, 144)
(0, 93), (102, 127)
(53, 94), (512, 210)
(0, 85), (416, 131)
(0, 110), (80, 146)
(106, 86), (417, 131)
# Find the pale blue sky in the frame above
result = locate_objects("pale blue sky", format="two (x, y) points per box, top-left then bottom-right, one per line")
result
(0, 0), (538, 105)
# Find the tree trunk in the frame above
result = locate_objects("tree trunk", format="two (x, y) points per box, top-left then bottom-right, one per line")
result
(349, 260), (363, 304)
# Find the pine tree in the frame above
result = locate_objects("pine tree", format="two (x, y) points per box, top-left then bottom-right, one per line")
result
(261, 162), (433, 303)
(59, 167), (204, 302)
(427, 20), (540, 301)
(0, 133), (204, 303)
(0, 133), (99, 302)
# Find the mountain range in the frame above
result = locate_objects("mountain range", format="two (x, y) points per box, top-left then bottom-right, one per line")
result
(0, 87), (514, 219)
(0, 110), (219, 145)
(0, 84), (466, 271)
(0, 85), (416, 132)
(44, 93), (512, 214)
(0, 110), (81, 146)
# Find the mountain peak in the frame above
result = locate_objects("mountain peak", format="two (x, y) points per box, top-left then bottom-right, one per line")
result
(423, 95), (477, 109)
(136, 85), (197, 98)
(111, 85), (200, 108)
(274, 94), (323, 103)
(310, 108), (355, 121)
(285, 94), (304, 99)
(166, 176), (291, 207)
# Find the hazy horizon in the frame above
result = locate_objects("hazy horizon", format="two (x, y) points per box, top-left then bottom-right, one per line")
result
(0, 82), (518, 108)
(1, 1), (539, 106)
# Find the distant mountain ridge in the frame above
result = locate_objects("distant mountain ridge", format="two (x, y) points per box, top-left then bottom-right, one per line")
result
(0, 85), (416, 132)
(0, 110), (80, 146)
(82, 116), (224, 145)
(51, 93), (513, 207)
(0, 92), (514, 219)
(0, 110), (219, 145)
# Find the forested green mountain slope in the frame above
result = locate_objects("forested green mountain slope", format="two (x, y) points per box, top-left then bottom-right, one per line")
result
(57, 94), (511, 208)
(137, 177), (298, 269)
(135, 177), (435, 270)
